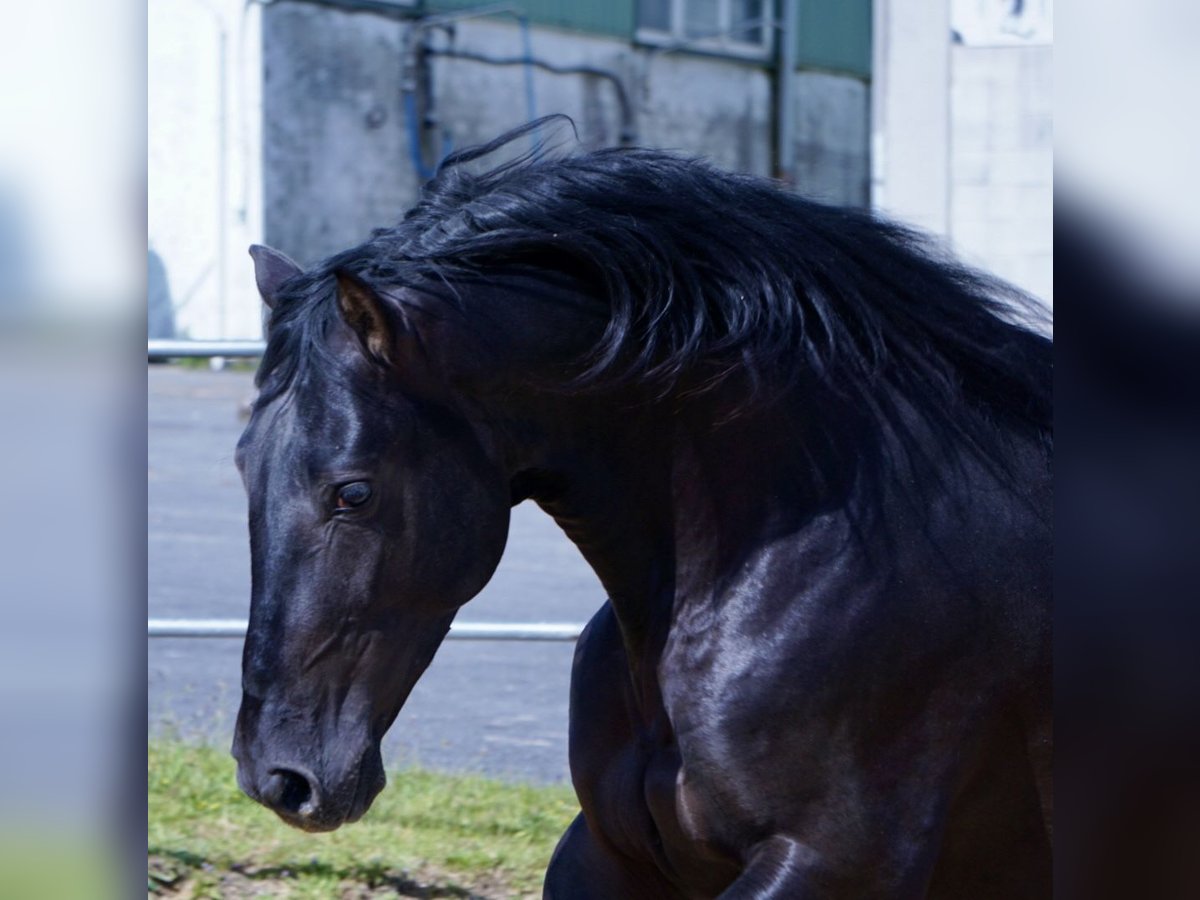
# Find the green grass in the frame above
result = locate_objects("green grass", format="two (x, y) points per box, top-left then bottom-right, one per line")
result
(148, 741), (579, 898)
(165, 357), (258, 371)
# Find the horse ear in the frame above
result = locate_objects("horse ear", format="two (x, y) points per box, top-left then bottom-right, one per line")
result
(334, 268), (394, 365)
(249, 244), (302, 309)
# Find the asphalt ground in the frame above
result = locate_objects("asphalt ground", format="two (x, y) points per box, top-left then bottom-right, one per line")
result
(148, 364), (604, 784)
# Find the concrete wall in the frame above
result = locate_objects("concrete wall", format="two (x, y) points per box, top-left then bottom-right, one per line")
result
(949, 44), (1053, 302)
(871, 0), (951, 235)
(261, 4), (421, 269)
(148, 0), (263, 341)
(147, 3), (869, 338)
(872, 0), (1053, 304)
(261, 8), (868, 270)
(793, 72), (870, 205)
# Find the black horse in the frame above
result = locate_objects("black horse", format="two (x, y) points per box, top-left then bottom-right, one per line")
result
(232, 123), (1052, 898)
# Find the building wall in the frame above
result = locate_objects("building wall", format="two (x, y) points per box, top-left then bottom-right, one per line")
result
(872, 0), (1053, 304)
(949, 43), (1053, 303)
(870, 0), (951, 235)
(148, 1), (871, 338)
(148, 0), (263, 341)
(261, 6), (869, 270)
(793, 71), (870, 204)
(150, 1), (1051, 341)
(261, 3), (422, 268)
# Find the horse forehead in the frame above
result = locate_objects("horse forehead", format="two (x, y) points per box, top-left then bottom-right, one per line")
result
(241, 389), (353, 468)
(280, 368), (381, 426)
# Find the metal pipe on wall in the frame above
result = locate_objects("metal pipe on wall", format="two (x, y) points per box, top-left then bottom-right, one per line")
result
(426, 46), (637, 147)
(775, 0), (798, 184)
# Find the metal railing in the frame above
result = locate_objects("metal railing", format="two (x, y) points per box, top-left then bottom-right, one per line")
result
(149, 339), (267, 358)
(148, 618), (584, 641)
(149, 340), (588, 644)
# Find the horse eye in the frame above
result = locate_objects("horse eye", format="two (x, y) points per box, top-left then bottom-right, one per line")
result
(335, 481), (372, 510)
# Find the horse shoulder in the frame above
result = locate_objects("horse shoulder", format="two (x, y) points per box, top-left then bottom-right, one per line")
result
(656, 503), (1048, 891)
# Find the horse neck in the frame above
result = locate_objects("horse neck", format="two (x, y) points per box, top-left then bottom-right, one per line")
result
(497, 342), (1049, 687)
(512, 395), (676, 676)
(511, 390), (827, 682)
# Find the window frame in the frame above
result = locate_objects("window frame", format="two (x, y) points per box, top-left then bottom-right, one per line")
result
(635, 0), (775, 61)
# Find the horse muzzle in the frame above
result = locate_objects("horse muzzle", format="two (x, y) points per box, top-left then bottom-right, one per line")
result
(233, 732), (387, 832)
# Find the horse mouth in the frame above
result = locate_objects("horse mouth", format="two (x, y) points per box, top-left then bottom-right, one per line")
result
(235, 746), (387, 833)
(268, 765), (386, 832)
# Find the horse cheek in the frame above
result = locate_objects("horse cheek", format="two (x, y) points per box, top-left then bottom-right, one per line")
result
(400, 473), (509, 609)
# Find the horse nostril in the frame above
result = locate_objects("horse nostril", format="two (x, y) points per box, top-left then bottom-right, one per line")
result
(263, 767), (317, 816)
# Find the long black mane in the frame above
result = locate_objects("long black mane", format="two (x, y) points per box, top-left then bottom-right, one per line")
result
(260, 119), (1051, 498)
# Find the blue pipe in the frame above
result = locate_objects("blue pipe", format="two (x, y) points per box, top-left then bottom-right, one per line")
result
(403, 88), (453, 180)
(406, 10), (542, 178)
(518, 15), (541, 156)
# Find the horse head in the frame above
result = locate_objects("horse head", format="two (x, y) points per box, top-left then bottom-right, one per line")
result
(230, 246), (512, 831)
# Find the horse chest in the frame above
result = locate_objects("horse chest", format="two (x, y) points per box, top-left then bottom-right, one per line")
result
(570, 605), (743, 894)
(582, 716), (742, 895)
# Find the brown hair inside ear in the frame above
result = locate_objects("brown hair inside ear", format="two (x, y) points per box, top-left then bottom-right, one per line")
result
(335, 270), (393, 364)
